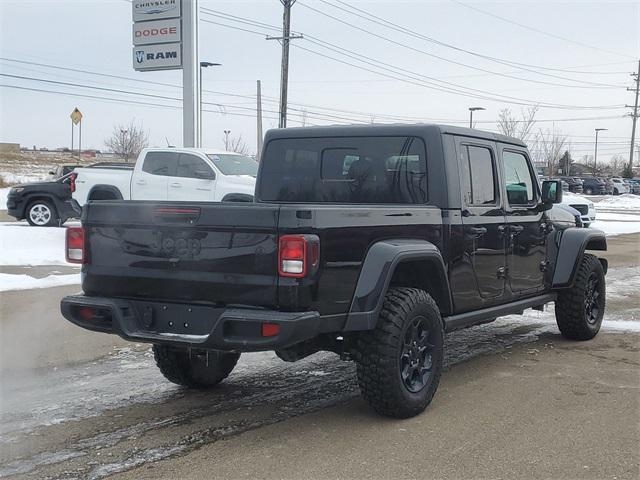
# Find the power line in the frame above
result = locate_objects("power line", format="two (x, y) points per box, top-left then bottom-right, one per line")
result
(295, 1), (625, 89)
(450, 0), (636, 60)
(317, 0), (630, 84)
(200, 14), (627, 110)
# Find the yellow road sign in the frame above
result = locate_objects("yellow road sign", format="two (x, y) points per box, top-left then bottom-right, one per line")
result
(70, 108), (83, 125)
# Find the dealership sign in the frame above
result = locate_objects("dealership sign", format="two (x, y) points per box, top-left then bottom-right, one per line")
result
(133, 0), (181, 22)
(132, 0), (182, 71)
(133, 43), (182, 70)
(133, 18), (181, 46)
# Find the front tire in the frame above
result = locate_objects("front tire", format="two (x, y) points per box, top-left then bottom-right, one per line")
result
(555, 254), (605, 340)
(26, 200), (58, 227)
(153, 345), (240, 389)
(585, 188), (593, 195)
(354, 287), (444, 418)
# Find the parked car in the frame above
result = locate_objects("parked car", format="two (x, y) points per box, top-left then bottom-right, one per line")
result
(559, 177), (583, 194)
(49, 164), (81, 179)
(561, 192), (596, 227)
(580, 177), (607, 195)
(624, 179), (640, 195)
(6, 172), (80, 226)
(72, 148), (257, 206)
(610, 177), (630, 195)
(61, 124), (608, 419)
(627, 178), (640, 195)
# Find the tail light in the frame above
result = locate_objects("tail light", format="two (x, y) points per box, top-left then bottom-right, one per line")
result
(278, 235), (319, 278)
(69, 173), (77, 193)
(66, 227), (86, 264)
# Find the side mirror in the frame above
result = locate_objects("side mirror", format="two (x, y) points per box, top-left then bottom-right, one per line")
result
(541, 180), (562, 210)
(194, 169), (215, 180)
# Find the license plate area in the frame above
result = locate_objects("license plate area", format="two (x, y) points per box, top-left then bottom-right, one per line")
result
(131, 301), (223, 336)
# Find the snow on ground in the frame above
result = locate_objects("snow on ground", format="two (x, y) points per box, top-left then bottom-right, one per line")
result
(0, 273), (80, 292)
(0, 188), (9, 210)
(0, 224), (69, 265)
(595, 194), (640, 211)
(591, 219), (640, 236)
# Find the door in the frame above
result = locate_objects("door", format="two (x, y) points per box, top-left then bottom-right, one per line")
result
(167, 153), (216, 201)
(500, 147), (546, 294)
(458, 140), (507, 304)
(131, 151), (175, 200)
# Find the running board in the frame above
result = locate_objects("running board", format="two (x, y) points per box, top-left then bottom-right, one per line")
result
(443, 293), (557, 333)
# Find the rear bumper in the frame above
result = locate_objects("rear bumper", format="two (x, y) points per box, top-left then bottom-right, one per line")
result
(60, 294), (327, 351)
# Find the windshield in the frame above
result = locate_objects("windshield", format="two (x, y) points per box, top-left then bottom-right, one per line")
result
(206, 154), (258, 177)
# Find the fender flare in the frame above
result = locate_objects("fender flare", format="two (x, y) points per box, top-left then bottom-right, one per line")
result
(221, 193), (254, 202)
(343, 239), (451, 331)
(552, 227), (607, 289)
(88, 185), (124, 201)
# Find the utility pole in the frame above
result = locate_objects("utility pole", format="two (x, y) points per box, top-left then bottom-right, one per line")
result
(627, 59), (640, 175)
(594, 128), (607, 174)
(267, 0), (303, 129)
(256, 80), (263, 161)
(183, 0), (200, 147)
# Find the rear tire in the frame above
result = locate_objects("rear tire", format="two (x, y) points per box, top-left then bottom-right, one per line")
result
(26, 200), (58, 227)
(555, 254), (605, 340)
(153, 345), (240, 389)
(354, 287), (444, 418)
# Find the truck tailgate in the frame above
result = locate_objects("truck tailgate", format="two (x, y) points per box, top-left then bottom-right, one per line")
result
(81, 201), (280, 307)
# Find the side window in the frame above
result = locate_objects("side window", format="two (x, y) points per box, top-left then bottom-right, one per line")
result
(502, 150), (535, 205)
(460, 144), (497, 206)
(142, 152), (177, 177)
(176, 154), (214, 179)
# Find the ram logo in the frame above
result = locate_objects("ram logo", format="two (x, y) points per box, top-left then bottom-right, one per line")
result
(135, 51), (145, 63)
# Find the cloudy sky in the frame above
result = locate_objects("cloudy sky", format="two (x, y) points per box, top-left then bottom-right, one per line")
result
(0, 0), (638, 163)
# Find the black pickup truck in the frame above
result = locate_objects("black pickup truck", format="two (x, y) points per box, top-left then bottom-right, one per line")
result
(61, 124), (607, 418)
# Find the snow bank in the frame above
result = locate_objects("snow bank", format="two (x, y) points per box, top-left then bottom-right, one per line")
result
(596, 194), (640, 211)
(0, 188), (9, 210)
(591, 220), (640, 237)
(0, 225), (69, 265)
(0, 273), (80, 292)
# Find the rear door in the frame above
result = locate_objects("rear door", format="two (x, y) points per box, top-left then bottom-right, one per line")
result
(457, 138), (507, 306)
(499, 146), (546, 294)
(131, 151), (175, 200)
(167, 153), (216, 202)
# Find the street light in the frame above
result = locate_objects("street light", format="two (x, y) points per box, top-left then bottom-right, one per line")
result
(468, 107), (485, 129)
(594, 128), (608, 174)
(199, 61), (221, 147)
(224, 130), (231, 150)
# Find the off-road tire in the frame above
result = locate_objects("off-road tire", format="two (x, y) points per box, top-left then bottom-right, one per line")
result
(354, 287), (444, 418)
(26, 199), (58, 227)
(153, 345), (240, 389)
(555, 253), (605, 340)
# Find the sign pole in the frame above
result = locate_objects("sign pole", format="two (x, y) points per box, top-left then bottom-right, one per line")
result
(71, 119), (74, 153)
(79, 118), (82, 159)
(182, 0), (199, 147)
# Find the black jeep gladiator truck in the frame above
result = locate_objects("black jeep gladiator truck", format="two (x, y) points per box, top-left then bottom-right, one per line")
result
(61, 124), (607, 418)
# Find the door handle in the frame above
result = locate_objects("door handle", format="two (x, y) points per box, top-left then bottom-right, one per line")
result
(510, 225), (524, 235)
(170, 182), (182, 188)
(136, 179), (146, 185)
(467, 226), (487, 236)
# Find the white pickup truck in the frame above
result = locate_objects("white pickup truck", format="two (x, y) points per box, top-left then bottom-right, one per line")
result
(73, 148), (257, 206)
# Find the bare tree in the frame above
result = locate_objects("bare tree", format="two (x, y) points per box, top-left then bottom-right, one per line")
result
(223, 134), (250, 155)
(608, 155), (626, 176)
(536, 127), (569, 176)
(496, 106), (539, 143)
(104, 120), (149, 162)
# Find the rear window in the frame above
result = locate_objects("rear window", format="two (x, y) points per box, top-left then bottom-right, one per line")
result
(142, 152), (177, 176)
(259, 136), (428, 203)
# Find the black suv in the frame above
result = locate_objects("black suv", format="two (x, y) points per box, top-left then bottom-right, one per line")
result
(7, 173), (80, 226)
(61, 124), (607, 418)
(559, 176), (584, 193)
